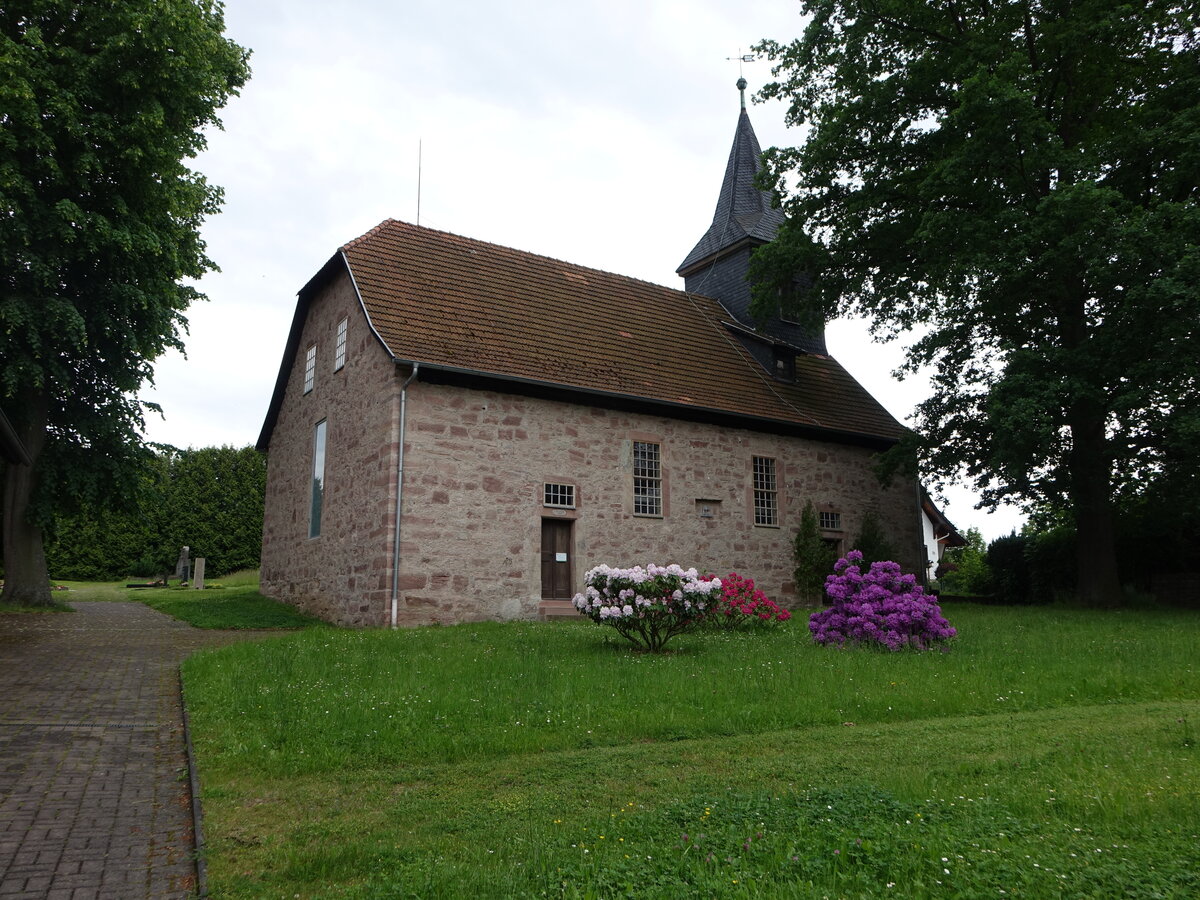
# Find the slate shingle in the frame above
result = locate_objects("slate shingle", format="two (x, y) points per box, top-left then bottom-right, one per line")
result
(676, 104), (786, 275)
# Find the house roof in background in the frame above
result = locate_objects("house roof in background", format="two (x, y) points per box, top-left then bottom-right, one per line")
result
(323, 220), (904, 444)
(922, 490), (968, 548)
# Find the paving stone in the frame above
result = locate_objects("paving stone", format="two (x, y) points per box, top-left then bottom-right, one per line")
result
(0, 601), (267, 898)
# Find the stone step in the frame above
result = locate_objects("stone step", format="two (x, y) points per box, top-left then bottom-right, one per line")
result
(539, 599), (580, 619)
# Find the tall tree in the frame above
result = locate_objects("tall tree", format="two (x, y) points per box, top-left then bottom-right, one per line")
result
(792, 500), (839, 604)
(0, 2), (249, 604)
(849, 508), (896, 570)
(45, 445), (266, 580)
(753, 1), (1200, 607)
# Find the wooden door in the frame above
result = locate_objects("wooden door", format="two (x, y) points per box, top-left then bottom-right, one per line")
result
(540, 519), (573, 601)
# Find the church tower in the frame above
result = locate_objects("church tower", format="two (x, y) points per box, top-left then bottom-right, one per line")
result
(677, 78), (826, 356)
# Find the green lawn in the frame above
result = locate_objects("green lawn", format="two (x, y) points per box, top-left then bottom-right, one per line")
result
(24, 571), (321, 628)
(183, 604), (1200, 898)
(0, 598), (73, 613)
(1, 579), (110, 610)
(54, 579), (131, 601)
(133, 580), (323, 629)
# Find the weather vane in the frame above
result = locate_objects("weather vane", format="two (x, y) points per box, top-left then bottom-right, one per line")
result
(727, 50), (758, 109)
(726, 50), (757, 77)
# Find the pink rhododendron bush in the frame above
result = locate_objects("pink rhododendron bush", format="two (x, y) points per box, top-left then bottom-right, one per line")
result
(573, 564), (721, 651)
(704, 572), (792, 630)
(810, 551), (957, 650)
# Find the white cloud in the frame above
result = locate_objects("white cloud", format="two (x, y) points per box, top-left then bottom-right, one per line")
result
(137, 0), (1024, 541)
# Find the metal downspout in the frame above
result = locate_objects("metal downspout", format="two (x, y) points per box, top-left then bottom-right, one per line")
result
(917, 480), (930, 588)
(390, 363), (420, 628)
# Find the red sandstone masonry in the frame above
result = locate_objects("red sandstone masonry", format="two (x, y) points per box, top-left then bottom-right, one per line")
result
(260, 271), (399, 626)
(388, 383), (921, 627)
(261, 271), (923, 628)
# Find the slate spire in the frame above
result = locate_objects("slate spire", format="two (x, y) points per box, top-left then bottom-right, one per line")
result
(677, 78), (786, 274)
(678, 79), (826, 355)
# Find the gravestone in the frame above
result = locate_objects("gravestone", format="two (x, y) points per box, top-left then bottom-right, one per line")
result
(175, 546), (190, 584)
(192, 558), (206, 590)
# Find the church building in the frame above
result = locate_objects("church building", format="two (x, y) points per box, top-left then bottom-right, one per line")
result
(256, 81), (924, 626)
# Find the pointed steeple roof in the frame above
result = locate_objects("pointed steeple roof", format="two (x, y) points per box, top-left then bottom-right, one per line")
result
(677, 78), (786, 274)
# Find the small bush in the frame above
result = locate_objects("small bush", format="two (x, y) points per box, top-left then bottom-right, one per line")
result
(987, 532), (1035, 603)
(702, 573), (791, 630)
(793, 501), (839, 604)
(1025, 526), (1077, 600)
(573, 564), (721, 651)
(936, 526), (993, 595)
(850, 509), (897, 569)
(809, 551), (957, 650)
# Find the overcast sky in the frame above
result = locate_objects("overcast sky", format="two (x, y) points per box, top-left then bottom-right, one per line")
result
(137, 0), (1024, 541)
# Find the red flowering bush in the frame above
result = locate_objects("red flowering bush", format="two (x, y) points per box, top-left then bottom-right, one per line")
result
(703, 572), (792, 630)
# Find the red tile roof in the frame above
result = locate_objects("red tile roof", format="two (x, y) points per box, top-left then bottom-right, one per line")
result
(258, 220), (906, 450)
(341, 220), (904, 444)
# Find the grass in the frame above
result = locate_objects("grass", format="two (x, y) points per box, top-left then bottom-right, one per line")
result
(0, 579), (95, 611)
(53, 579), (129, 601)
(18, 570), (322, 629)
(183, 603), (1200, 898)
(0, 598), (73, 614)
(132, 570), (323, 629)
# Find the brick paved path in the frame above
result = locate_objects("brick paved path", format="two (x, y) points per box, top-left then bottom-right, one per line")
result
(0, 601), (261, 899)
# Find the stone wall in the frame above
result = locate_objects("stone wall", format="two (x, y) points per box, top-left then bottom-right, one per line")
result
(391, 381), (922, 626)
(259, 269), (400, 626)
(260, 273), (923, 628)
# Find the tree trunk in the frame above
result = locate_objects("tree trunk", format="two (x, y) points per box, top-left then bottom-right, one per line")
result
(1068, 402), (1123, 608)
(1, 392), (52, 607)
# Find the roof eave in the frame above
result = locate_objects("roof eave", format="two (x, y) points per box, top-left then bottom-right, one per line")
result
(921, 490), (968, 547)
(391, 357), (902, 450)
(257, 254), (360, 451)
(676, 233), (765, 278)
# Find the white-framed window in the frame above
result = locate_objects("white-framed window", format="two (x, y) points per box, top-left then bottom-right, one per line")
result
(334, 318), (348, 371)
(309, 419), (327, 538)
(752, 456), (778, 526)
(303, 344), (317, 393)
(819, 510), (842, 531)
(633, 441), (662, 517)
(543, 483), (576, 509)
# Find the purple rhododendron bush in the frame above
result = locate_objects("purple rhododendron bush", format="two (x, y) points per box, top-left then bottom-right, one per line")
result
(810, 551), (957, 650)
(573, 564), (721, 651)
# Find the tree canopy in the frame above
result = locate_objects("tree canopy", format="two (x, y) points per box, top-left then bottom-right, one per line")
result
(0, 1), (249, 604)
(753, 1), (1200, 606)
(848, 508), (896, 570)
(45, 445), (266, 581)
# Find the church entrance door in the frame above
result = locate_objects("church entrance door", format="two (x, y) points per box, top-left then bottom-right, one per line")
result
(540, 519), (574, 602)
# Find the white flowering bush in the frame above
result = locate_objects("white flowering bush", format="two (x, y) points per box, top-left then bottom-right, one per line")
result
(572, 564), (721, 652)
